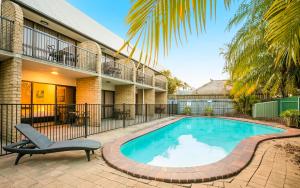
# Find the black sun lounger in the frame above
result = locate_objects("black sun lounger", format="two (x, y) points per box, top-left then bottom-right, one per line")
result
(3, 124), (101, 165)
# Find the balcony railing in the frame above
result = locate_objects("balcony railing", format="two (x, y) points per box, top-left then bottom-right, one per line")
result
(155, 78), (167, 90)
(101, 61), (134, 82)
(0, 16), (14, 52)
(23, 26), (98, 72)
(136, 70), (153, 86)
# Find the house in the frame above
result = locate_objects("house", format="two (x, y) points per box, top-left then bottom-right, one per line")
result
(0, 0), (168, 140)
(169, 79), (233, 115)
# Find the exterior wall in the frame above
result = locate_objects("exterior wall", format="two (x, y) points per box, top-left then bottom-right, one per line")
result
(145, 89), (155, 104)
(76, 77), (101, 104)
(115, 85), (135, 118)
(136, 88), (155, 115)
(145, 89), (155, 115)
(0, 1), (23, 141)
(155, 92), (168, 104)
(0, 58), (22, 141)
(2, 0), (23, 53)
(76, 40), (102, 104)
(78, 41), (101, 74)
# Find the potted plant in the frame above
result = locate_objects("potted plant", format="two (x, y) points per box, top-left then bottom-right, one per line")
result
(204, 106), (214, 116)
(183, 106), (192, 116)
(280, 110), (300, 127)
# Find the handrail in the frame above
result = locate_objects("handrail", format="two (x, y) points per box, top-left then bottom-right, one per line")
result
(22, 26), (98, 72)
(136, 70), (153, 86)
(0, 16), (14, 52)
(101, 61), (134, 81)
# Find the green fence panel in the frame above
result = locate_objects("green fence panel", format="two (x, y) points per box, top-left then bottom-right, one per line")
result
(278, 96), (300, 115)
(252, 96), (300, 118)
(252, 101), (278, 118)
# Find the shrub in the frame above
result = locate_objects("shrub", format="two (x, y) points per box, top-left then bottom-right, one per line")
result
(204, 106), (214, 116)
(183, 106), (192, 115)
(280, 110), (300, 127)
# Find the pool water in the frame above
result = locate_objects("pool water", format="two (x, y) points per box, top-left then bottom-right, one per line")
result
(121, 117), (284, 167)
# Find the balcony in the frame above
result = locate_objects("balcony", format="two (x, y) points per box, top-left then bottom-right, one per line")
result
(101, 61), (134, 82)
(155, 78), (167, 90)
(22, 26), (98, 73)
(0, 16), (13, 52)
(136, 70), (153, 86)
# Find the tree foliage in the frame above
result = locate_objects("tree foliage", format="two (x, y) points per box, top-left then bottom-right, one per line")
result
(161, 70), (184, 94)
(223, 0), (300, 100)
(119, 0), (231, 65)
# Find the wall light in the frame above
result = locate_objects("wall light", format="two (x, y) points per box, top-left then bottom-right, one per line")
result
(51, 71), (58, 75)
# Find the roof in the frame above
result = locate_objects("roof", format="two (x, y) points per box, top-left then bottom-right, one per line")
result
(14, 0), (159, 71)
(193, 80), (231, 95)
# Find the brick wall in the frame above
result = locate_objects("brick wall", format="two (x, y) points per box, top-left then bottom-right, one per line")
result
(76, 77), (101, 104)
(0, 58), (22, 141)
(78, 41), (102, 73)
(155, 91), (168, 104)
(115, 85), (135, 118)
(2, 0), (23, 53)
(136, 88), (155, 115)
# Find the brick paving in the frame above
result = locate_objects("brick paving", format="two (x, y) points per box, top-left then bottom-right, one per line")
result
(0, 117), (299, 188)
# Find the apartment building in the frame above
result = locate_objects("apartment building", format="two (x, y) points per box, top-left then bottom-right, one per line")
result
(0, 0), (169, 143)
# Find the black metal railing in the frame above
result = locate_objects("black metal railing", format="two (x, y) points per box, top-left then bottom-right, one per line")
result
(23, 26), (98, 72)
(101, 61), (134, 81)
(0, 103), (177, 156)
(136, 70), (153, 86)
(155, 78), (167, 90)
(0, 16), (14, 51)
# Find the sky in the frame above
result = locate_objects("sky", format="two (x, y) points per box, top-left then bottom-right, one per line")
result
(67, 0), (240, 88)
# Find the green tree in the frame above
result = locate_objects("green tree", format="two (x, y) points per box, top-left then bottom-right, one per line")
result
(161, 70), (183, 94)
(222, 0), (300, 99)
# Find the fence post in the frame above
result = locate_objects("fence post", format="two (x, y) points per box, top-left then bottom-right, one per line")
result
(123, 103), (126, 128)
(30, 104), (34, 126)
(160, 104), (162, 118)
(145, 104), (148, 122)
(84, 103), (88, 138)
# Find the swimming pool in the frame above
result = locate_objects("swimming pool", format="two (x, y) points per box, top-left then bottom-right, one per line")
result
(121, 117), (284, 167)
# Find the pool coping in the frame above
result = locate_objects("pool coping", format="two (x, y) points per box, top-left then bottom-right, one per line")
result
(102, 116), (300, 183)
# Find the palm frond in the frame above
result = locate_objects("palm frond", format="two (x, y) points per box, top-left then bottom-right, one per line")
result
(119, 0), (232, 65)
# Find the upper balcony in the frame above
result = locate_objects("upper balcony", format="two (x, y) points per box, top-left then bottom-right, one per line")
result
(22, 26), (98, 73)
(0, 16), (14, 52)
(136, 70), (153, 86)
(155, 77), (167, 90)
(101, 61), (134, 82)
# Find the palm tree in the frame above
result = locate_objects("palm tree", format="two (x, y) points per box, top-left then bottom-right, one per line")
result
(264, 0), (300, 66)
(121, 0), (299, 68)
(223, 0), (300, 98)
(119, 0), (231, 65)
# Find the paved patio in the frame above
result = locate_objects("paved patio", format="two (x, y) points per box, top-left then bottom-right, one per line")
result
(0, 117), (299, 188)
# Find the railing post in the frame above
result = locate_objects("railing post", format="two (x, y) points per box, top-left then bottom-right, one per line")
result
(84, 103), (88, 138)
(123, 103), (126, 128)
(172, 102), (174, 115)
(30, 104), (34, 126)
(145, 104), (148, 122)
